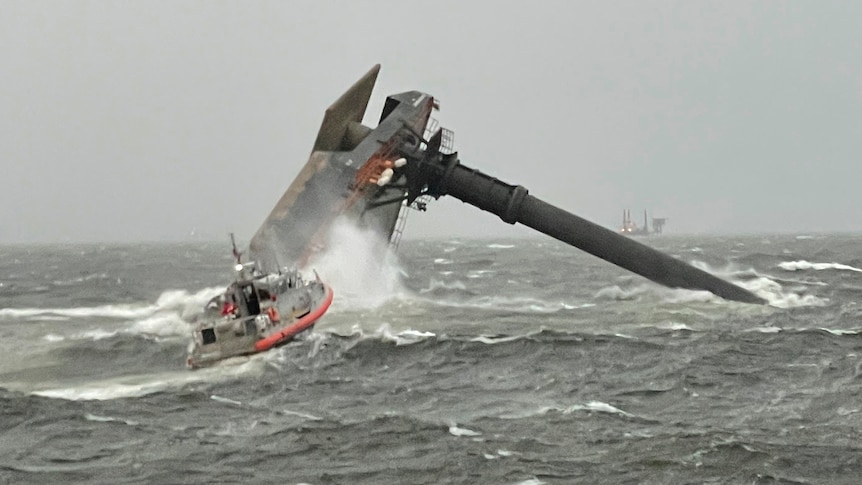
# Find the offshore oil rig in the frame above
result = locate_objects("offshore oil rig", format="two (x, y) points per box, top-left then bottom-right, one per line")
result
(620, 210), (667, 236)
(247, 65), (763, 305)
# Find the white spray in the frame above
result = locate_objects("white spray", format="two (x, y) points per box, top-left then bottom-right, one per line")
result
(302, 217), (407, 310)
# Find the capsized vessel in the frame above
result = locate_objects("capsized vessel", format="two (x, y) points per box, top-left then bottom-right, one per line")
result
(187, 244), (333, 368)
(246, 64), (765, 305)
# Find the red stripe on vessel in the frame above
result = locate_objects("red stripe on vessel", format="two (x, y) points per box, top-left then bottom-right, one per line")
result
(254, 286), (333, 352)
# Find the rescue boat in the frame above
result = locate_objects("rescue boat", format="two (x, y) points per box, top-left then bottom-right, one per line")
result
(187, 260), (332, 368)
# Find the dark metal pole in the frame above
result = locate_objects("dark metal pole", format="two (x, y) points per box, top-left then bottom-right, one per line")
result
(434, 158), (765, 304)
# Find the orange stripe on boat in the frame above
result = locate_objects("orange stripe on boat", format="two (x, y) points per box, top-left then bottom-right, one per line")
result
(254, 286), (333, 352)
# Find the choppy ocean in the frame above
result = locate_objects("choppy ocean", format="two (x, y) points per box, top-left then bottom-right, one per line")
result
(2, 232), (862, 484)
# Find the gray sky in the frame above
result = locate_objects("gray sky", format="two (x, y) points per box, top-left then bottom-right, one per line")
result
(2, 1), (861, 243)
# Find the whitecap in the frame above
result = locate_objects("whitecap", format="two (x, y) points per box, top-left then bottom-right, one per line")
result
(379, 324), (435, 345)
(80, 329), (120, 340)
(779, 260), (862, 273)
(661, 288), (717, 304)
(470, 334), (525, 345)
(35, 381), (171, 401)
(744, 326), (783, 333)
(594, 285), (646, 301)
(768, 292), (829, 309)
(130, 313), (189, 338)
(84, 413), (139, 426)
(31, 360), (265, 401)
(425, 293), (581, 314)
(0, 287), (222, 333)
(448, 425), (481, 437)
(735, 276), (829, 309)
(565, 400), (633, 417)
(419, 279), (467, 293)
(280, 409), (323, 421)
(514, 480), (546, 485)
(819, 328), (860, 336)
(656, 322), (694, 331)
(30, 315), (71, 322)
(0, 304), (157, 320)
(502, 400), (635, 420)
(210, 395), (243, 406)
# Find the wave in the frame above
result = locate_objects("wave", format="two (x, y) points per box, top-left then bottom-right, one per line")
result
(399, 273), (595, 314)
(43, 327), (160, 343)
(421, 271), (815, 312)
(737, 276), (829, 308)
(315, 325), (585, 350)
(655, 322), (695, 331)
(283, 326), (862, 373)
(83, 413), (139, 426)
(594, 282), (719, 306)
(316, 323), (438, 348)
(817, 327), (861, 336)
(501, 400), (636, 420)
(209, 394), (243, 406)
(316, 328), (645, 354)
(448, 423), (482, 437)
(467, 269), (496, 279)
(378, 324), (437, 346)
(778, 260), (862, 273)
(512, 479), (546, 485)
(51, 272), (113, 287)
(430, 294), (589, 313)
(0, 304), (159, 320)
(470, 333), (538, 345)
(419, 278), (468, 293)
(1, 286), (222, 322)
(743, 326), (861, 336)
(594, 285), (649, 301)
(129, 313), (192, 338)
(684, 260), (830, 309)
(30, 357), (266, 401)
(15, 287), (224, 342)
(743, 326), (783, 334)
(414, 278), (590, 313)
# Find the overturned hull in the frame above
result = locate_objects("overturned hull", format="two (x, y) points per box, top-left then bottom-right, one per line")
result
(247, 65), (764, 305)
(249, 65), (432, 271)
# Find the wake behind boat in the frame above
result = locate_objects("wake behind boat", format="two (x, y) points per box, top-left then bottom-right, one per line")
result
(187, 247), (332, 368)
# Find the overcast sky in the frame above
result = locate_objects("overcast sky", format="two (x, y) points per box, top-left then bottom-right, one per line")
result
(2, 1), (860, 243)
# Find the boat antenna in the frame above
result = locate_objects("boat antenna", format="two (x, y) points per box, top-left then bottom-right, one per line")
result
(230, 233), (242, 265)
